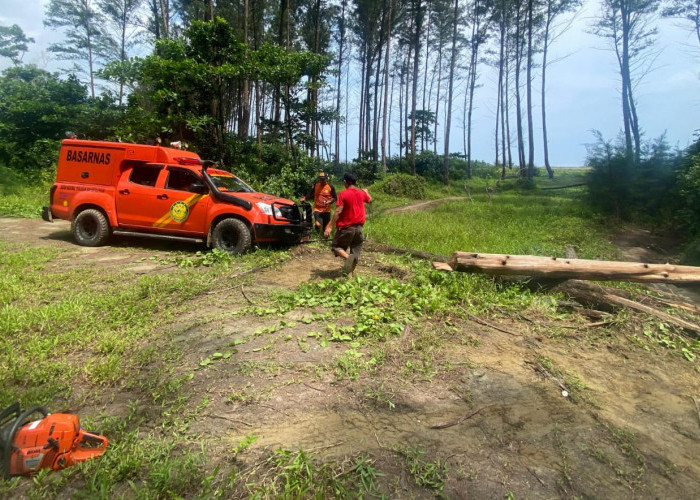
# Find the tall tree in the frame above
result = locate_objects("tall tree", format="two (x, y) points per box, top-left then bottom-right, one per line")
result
(540, 0), (580, 177)
(44, 0), (108, 98)
(381, 0), (394, 173)
(99, 0), (144, 105)
(442, 0), (461, 185)
(335, 0), (348, 168)
(525, 0), (535, 179)
(0, 25), (34, 65)
(593, 0), (659, 163)
(409, 0), (425, 174)
(464, 0), (491, 179)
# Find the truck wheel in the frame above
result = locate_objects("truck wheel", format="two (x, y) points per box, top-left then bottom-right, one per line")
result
(212, 218), (252, 255)
(72, 209), (110, 247)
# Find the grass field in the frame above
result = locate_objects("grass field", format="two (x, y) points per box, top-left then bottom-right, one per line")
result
(366, 168), (617, 259)
(2, 167), (699, 498)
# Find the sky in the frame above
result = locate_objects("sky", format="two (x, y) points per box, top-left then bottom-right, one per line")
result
(1, 0), (698, 167)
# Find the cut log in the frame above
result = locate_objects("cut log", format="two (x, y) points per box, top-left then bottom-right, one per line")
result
(444, 252), (700, 284)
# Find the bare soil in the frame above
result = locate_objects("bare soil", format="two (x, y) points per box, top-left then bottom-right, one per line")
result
(2, 217), (700, 498)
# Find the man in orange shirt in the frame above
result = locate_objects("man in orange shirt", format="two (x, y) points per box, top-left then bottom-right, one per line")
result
(301, 172), (337, 238)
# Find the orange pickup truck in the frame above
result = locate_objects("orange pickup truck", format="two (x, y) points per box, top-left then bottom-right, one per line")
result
(42, 140), (311, 253)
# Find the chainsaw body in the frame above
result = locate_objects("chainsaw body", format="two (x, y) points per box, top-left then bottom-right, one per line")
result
(1, 403), (108, 478)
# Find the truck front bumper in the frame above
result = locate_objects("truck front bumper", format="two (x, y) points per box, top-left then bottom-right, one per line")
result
(254, 222), (310, 243)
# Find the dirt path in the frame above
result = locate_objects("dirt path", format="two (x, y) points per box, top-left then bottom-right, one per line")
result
(2, 216), (700, 498)
(382, 196), (469, 215)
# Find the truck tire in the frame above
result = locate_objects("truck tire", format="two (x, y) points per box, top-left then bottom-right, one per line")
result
(72, 209), (110, 247)
(212, 218), (252, 255)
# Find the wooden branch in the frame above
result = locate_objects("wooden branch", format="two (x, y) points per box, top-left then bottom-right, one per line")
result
(551, 281), (700, 338)
(430, 406), (486, 429)
(445, 252), (700, 284)
(540, 183), (586, 190)
(457, 305), (520, 336)
(368, 243), (449, 263)
(602, 293), (700, 337)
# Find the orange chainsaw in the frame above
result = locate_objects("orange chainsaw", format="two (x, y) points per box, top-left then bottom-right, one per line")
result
(0, 403), (108, 478)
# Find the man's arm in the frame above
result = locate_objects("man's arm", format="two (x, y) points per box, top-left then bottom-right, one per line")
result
(329, 185), (337, 204)
(324, 204), (343, 238)
(300, 184), (315, 202)
(362, 188), (372, 203)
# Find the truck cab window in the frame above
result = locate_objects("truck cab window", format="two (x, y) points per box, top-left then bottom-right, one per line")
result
(166, 169), (201, 192)
(130, 165), (162, 187)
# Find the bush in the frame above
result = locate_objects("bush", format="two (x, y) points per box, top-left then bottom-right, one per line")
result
(585, 131), (676, 221)
(373, 173), (426, 199)
(681, 237), (700, 265)
(261, 155), (327, 200)
(675, 140), (700, 236)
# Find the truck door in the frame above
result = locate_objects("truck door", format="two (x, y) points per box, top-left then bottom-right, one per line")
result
(149, 167), (209, 235)
(115, 164), (166, 228)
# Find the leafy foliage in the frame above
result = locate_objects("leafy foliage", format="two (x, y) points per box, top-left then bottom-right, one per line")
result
(0, 66), (84, 170)
(374, 173), (427, 199)
(0, 24), (34, 64)
(104, 17), (329, 169)
(585, 131), (677, 221)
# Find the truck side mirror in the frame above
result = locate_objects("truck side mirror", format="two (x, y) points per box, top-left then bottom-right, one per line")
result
(189, 181), (208, 194)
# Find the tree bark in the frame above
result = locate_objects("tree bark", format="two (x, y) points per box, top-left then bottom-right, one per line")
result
(442, 0), (459, 186)
(410, 0), (424, 175)
(239, 0), (250, 140)
(445, 252), (700, 283)
(541, 1), (554, 178)
(335, 0), (346, 169)
(526, 0), (535, 179)
(381, 0), (393, 173)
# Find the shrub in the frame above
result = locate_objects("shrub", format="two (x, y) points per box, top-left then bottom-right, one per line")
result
(585, 131), (676, 221)
(261, 155), (326, 199)
(373, 173), (426, 199)
(681, 236), (700, 265)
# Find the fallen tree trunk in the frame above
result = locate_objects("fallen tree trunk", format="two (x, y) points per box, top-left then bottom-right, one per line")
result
(443, 252), (700, 284)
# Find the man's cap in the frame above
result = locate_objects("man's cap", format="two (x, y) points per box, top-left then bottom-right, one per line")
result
(318, 172), (328, 178)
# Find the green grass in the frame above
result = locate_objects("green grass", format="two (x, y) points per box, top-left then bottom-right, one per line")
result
(366, 188), (616, 259)
(0, 165), (52, 218)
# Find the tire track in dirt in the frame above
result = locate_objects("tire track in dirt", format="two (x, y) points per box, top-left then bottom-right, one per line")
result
(381, 196), (468, 215)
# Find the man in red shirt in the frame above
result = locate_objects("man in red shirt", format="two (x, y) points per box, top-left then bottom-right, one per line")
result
(324, 172), (372, 276)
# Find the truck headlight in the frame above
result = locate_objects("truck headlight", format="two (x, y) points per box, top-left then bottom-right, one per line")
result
(256, 202), (283, 218)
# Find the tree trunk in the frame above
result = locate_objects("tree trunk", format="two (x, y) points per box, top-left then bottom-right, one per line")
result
(421, 1), (432, 152)
(335, 0), (346, 169)
(85, 2), (95, 99)
(410, 0), (424, 175)
(541, 3), (554, 178)
(526, 0), (535, 179)
(433, 43), (443, 155)
(442, 0), (459, 186)
(381, 0), (393, 174)
(445, 252), (700, 284)
(159, 0), (169, 38)
(619, 1), (634, 161)
(359, 47), (366, 153)
(466, 0), (480, 181)
(514, 7), (526, 173)
(239, 0), (250, 140)
(504, 52), (512, 170)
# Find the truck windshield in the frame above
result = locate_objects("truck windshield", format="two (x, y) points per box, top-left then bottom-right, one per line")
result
(210, 174), (254, 193)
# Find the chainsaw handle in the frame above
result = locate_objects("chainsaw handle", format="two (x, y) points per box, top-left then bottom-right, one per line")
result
(79, 431), (107, 446)
(1, 405), (49, 479)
